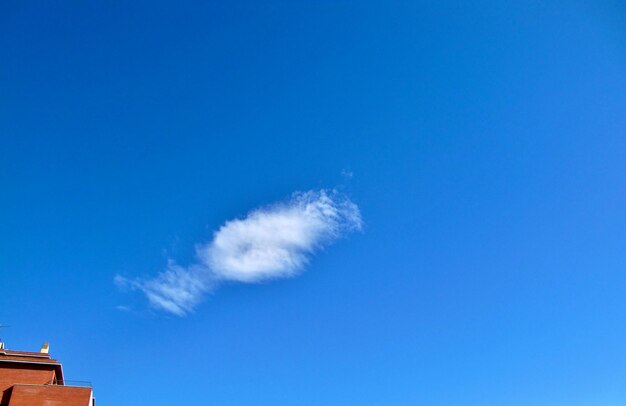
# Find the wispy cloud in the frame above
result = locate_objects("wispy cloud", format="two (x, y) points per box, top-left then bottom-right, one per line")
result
(115, 190), (362, 316)
(115, 263), (211, 316)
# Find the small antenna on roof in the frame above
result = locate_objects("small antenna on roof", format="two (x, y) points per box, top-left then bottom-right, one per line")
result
(0, 325), (7, 350)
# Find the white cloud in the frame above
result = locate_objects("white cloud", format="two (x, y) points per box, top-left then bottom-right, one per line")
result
(201, 190), (361, 282)
(115, 262), (211, 316)
(115, 189), (361, 316)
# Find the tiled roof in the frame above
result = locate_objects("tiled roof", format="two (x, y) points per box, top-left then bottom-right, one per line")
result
(0, 350), (59, 365)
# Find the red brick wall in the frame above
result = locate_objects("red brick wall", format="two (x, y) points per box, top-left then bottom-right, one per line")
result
(7, 385), (92, 406)
(0, 364), (56, 403)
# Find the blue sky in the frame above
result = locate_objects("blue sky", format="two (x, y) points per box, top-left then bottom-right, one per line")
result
(2, 1), (626, 405)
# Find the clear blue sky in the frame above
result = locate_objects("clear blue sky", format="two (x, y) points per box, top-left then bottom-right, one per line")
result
(2, 1), (626, 405)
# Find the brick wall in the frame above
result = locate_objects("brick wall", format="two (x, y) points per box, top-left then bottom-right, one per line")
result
(7, 384), (92, 406)
(0, 364), (56, 403)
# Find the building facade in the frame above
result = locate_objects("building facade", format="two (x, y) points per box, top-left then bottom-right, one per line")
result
(0, 340), (94, 406)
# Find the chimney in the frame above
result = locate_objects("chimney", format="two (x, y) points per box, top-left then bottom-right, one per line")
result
(40, 342), (49, 354)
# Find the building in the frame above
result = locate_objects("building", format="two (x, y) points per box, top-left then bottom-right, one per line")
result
(0, 340), (94, 406)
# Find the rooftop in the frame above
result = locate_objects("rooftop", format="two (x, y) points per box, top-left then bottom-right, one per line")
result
(0, 341), (94, 405)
